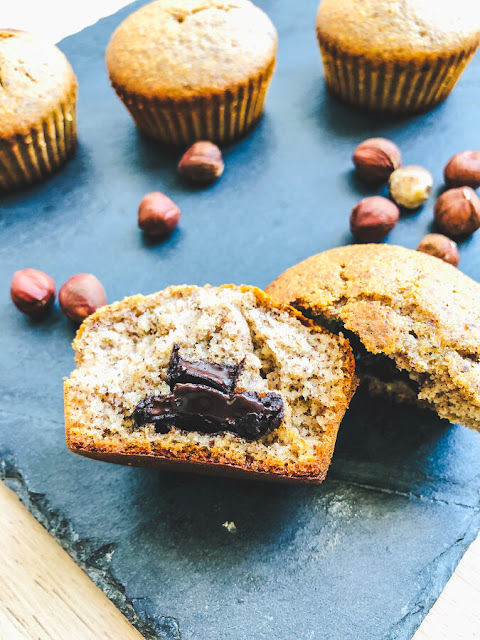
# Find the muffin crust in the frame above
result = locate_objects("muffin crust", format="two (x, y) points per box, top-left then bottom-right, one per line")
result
(316, 0), (480, 62)
(106, 0), (277, 100)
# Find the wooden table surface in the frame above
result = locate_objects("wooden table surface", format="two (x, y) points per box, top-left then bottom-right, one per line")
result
(1, 2), (479, 638)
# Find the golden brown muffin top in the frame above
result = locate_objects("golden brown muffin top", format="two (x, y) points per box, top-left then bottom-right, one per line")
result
(267, 244), (480, 356)
(105, 0), (277, 99)
(316, 0), (480, 61)
(0, 30), (76, 139)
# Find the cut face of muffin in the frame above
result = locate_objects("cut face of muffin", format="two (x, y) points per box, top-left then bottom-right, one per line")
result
(65, 285), (357, 483)
(266, 244), (480, 431)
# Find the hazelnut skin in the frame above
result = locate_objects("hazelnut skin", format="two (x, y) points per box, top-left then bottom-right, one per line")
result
(59, 274), (107, 323)
(350, 196), (400, 242)
(444, 151), (480, 189)
(10, 268), (55, 318)
(352, 138), (401, 184)
(389, 165), (433, 209)
(416, 234), (459, 267)
(434, 187), (480, 237)
(138, 192), (180, 238)
(178, 141), (224, 184)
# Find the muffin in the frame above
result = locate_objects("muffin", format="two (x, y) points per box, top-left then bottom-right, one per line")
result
(0, 29), (77, 192)
(266, 244), (480, 431)
(315, 0), (480, 113)
(64, 285), (357, 483)
(105, 0), (277, 145)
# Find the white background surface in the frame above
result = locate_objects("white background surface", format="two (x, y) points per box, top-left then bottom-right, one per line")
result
(2, 0), (132, 43)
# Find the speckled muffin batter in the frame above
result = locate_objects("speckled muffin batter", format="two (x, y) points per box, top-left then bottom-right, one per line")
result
(106, 0), (277, 145)
(315, 0), (480, 113)
(65, 285), (357, 483)
(0, 29), (77, 191)
(267, 244), (480, 431)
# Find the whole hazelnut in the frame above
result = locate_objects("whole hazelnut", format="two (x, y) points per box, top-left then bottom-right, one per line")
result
(178, 141), (224, 184)
(350, 196), (400, 242)
(416, 234), (459, 267)
(138, 192), (180, 238)
(10, 268), (55, 318)
(59, 274), (107, 323)
(434, 187), (480, 237)
(352, 138), (401, 184)
(444, 151), (480, 189)
(389, 165), (433, 209)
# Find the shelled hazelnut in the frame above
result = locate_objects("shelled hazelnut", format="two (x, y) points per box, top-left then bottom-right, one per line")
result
(178, 141), (224, 184)
(138, 192), (180, 238)
(389, 166), (433, 209)
(416, 234), (459, 267)
(444, 151), (480, 189)
(352, 138), (401, 184)
(10, 268), (55, 318)
(59, 274), (107, 323)
(434, 187), (480, 237)
(350, 196), (400, 242)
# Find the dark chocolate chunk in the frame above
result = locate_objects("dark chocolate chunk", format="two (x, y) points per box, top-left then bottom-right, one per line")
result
(166, 343), (242, 393)
(133, 383), (284, 441)
(133, 345), (283, 440)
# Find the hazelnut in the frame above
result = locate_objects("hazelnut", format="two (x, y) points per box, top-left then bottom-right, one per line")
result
(444, 151), (480, 189)
(138, 192), (180, 238)
(59, 274), (107, 323)
(352, 138), (401, 184)
(416, 234), (459, 267)
(434, 187), (480, 237)
(389, 165), (433, 209)
(178, 141), (224, 184)
(350, 196), (400, 242)
(10, 268), (55, 318)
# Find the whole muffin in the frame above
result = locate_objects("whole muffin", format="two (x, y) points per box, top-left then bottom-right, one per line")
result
(105, 0), (277, 145)
(0, 30), (77, 192)
(315, 0), (480, 113)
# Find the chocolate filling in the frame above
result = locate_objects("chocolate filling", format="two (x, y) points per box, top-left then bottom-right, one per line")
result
(166, 343), (241, 393)
(133, 345), (284, 441)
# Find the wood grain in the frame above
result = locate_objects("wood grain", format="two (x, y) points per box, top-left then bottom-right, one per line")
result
(412, 533), (480, 640)
(0, 482), (144, 640)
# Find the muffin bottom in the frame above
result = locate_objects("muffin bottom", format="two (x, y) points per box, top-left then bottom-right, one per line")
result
(318, 40), (478, 114)
(111, 64), (275, 146)
(0, 89), (77, 192)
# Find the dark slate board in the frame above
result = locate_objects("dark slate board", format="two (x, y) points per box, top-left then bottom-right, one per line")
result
(1, 2), (480, 639)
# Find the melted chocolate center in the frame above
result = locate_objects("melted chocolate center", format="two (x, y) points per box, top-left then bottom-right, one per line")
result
(132, 345), (284, 441)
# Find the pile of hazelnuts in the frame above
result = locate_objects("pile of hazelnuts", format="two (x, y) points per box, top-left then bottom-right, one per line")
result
(10, 141), (224, 321)
(351, 138), (480, 267)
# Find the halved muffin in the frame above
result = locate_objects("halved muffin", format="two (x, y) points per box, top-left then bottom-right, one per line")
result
(64, 285), (357, 483)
